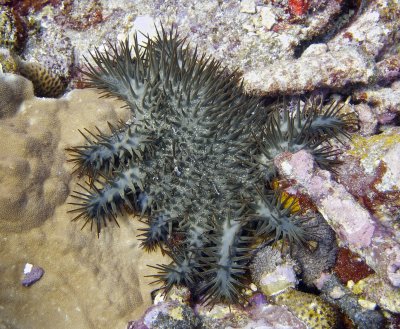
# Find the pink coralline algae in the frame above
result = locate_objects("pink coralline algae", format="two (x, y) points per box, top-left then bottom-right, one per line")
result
(275, 150), (400, 288)
(354, 81), (400, 126)
(128, 294), (307, 329)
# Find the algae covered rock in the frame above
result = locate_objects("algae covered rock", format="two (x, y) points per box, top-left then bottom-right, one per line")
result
(250, 246), (299, 296)
(274, 289), (339, 329)
(352, 274), (400, 314)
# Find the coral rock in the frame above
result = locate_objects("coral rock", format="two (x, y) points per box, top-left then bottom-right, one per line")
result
(128, 300), (201, 329)
(320, 275), (385, 329)
(0, 81), (169, 328)
(196, 301), (307, 329)
(0, 87), (69, 233)
(353, 81), (400, 125)
(0, 73), (34, 118)
(251, 246), (298, 296)
(376, 54), (400, 85)
(353, 103), (378, 136)
(15, 57), (67, 97)
(274, 288), (338, 329)
(240, 0), (256, 14)
(342, 127), (400, 233)
(352, 274), (400, 313)
(334, 248), (374, 284)
(275, 150), (400, 288)
(244, 46), (375, 95)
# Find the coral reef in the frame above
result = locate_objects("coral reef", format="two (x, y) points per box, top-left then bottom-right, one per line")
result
(334, 248), (375, 284)
(0, 49), (68, 97)
(244, 0), (400, 94)
(274, 288), (339, 329)
(128, 300), (201, 329)
(339, 127), (400, 240)
(250, 246), (299, 296)
(3, 0), (397, 97)
(0, 72), (33, 118)
(0, 6), (21, 50)
(354, 81), (400, 125)
(351, 274), (400, 314)
(0, 0), (61, 52)
(275, 150), (400, 288)
(320, 274), (385, 329)
(130, 286), (309, 329)
(0, 85), (69, 232)
(1, 0), (399, 328)
(245, 43), (375, 95)
(0, 82), (169, 328)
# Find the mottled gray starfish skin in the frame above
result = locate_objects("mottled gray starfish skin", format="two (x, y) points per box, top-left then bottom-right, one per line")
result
(67, 28), (352, 306)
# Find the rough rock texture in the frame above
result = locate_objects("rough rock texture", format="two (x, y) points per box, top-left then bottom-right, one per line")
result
(244, 44), (375, 95)
(352, 274), (400, 314)
(274, 150), (400, 289)
(128, 300), (201, 329)
(334, 248), (375, 285)
(376, 54), (400, 85)
(3, 0), (397, 96)
(250, 246), (299, 296)
(195, 300), (307, 329)
(129, 287), (307, 329)
(340, 128), (400, 236)
(22, 27), (74, 83)
(320, 275), (385, 329)
(244, 0), (400, 94)
(354, 81), (400, 124)
(274, 288), (339, 329)
(0, 80), (169, 329)
(353, 103), (378, 136)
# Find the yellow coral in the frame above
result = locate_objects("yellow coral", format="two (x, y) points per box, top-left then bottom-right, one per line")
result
(170, 306), (184, 320)
(348, 129), (400, 161)
(351, 276), (400, 313)
(274, 289), (338, 329)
